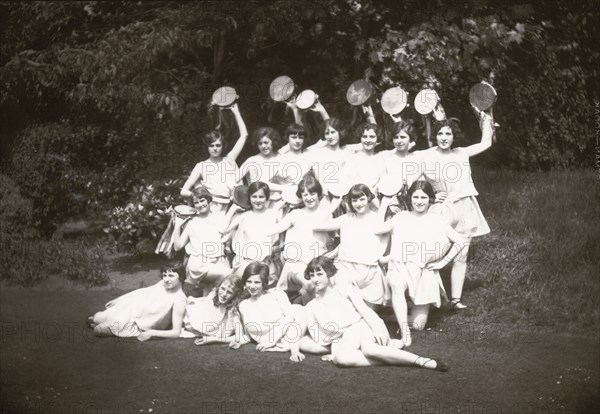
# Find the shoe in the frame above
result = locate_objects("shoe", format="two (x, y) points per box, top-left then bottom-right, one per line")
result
(450, 298), (467, 310)
(418, 358), (449, 372)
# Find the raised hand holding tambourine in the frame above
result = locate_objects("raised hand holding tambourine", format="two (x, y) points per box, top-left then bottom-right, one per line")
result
(469, 81), (499, 141)
(295, 89), (321, 111)
(212, 86), (239, 109)
(381, 86), (409, 122)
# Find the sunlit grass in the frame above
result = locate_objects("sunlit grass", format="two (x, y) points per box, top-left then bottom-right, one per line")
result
(438, 168), (600, 334)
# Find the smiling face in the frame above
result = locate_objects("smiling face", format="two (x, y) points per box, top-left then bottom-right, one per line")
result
(410, 189), (431, 214)
(217, 281), (236, 304)
(393, 130), (411, 153)
(249, 188), (267, 211)
(192, 196), (211, 215)
(350, 194), (369, 214)
(307, 266), (330, 293)
(324, 126), (340, 147)
(208, 139), (224, 158)
(257, 135), (273, 156)
(436, 126), (454, 150)
(288, 133), (304, 152)
(245, 274), (264, 297)
(161, 269), (182, 291)
(301, 189), (320, 210)
(360, 128), (378, 152)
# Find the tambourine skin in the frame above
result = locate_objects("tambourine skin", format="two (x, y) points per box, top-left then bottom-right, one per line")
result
(346, 80), (374, 106)
(469, 82), (497, 111)
(296, 89), (317, 110)
(414, 89), (439, 115)
(212, 86), (238, 107)
(381, 87), (408, 115)
(269, 76), (296, 102)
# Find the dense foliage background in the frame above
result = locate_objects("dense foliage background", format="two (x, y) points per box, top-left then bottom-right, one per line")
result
(0, 0), (597, 240)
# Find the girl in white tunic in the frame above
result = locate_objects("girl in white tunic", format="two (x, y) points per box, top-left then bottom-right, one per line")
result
(238, 126), (282, 200)
(420, 111), (494, 309)
(313, 184), (388, 307)
(173, 187), (231, 297)
(301, 256), (448, 371)
(375, 181), (465, 346)
(88, 263), (186, 341)
(235, 262), (311, 362)
(268, 174), (337, 303)
(181, 274), (244, 346)
(180, 103), (248, 218)
(222, 181), (283, 284)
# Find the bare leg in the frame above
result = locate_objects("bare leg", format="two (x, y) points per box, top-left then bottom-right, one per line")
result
(451, 240), (471, 308)
(408, 304), (430, 331)
(388, 275), (411, 346)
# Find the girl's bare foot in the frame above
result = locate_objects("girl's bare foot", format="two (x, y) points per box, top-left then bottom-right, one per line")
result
(321, 354), (334, 362)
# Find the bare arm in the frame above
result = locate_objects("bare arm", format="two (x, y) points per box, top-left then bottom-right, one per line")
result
(344, 286), (389, 345)
(426, 225), (466, 270)
(172, 216), (191, 251)
(137, 299), (186, 341)
(225, 103), (249, 162)
(313, 215), (343, 233)
(181, 163), (203, 197)
(464, 111), (494, 158)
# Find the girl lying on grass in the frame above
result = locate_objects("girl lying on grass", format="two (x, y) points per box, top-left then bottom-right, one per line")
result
(234, 262), (313, 361)
(88, 262), (187, 341)
(300, 256), (448, 371)
(180, 274), (245, 346)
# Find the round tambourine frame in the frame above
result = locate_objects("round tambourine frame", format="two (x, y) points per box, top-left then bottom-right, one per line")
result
(414, 89), (439, 115)
(381, 87), (409, 115)
(295, 89), (317, 110)
(346, 80), (374, 106)
(212, 86), (238, 107)
(269, 76), (296, 103)
(173, 205), (199, 218)
(469, 81), (497, 111)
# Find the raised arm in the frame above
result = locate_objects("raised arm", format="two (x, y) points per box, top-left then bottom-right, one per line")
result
(180, 163), (203, 197)
(225, 103), (249, 161)
(464, 110), (494, 158)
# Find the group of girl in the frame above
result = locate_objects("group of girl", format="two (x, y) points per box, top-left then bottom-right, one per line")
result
(88, 93), (495, 370)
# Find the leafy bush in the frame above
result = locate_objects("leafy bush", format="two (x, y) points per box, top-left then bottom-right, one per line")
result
(0, 173), (109, 286)
(105, 177), (185, 251)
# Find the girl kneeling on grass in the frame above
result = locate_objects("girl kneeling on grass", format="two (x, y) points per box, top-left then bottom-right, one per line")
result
(88, 262), (187, 341)
(181, 274), (245, 346)
(375, 181), (465, 346)
(301, 256), (448, 371)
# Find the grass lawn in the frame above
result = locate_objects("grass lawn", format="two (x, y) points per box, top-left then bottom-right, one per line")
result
(1, 169), (599, 413)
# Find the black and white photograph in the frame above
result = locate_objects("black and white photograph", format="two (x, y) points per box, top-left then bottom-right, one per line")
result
(1, 1), (598, 413)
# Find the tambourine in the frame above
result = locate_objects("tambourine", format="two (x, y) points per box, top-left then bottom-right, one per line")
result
(414, 89), (439, 115)
(381, 87), (408, 115)
(212, 86), (238, 107)
(281, 186), (302, 206)
(173, 205), (199, 218)
(377, 174), (404, 197)
(346, 80), (374, 106)
(295, 89), (318, 110)
(232, 185), (252, 210)
(269, 76), (296, 103)
(469, 81), (497, 111)
(328, 178), (353, 199)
